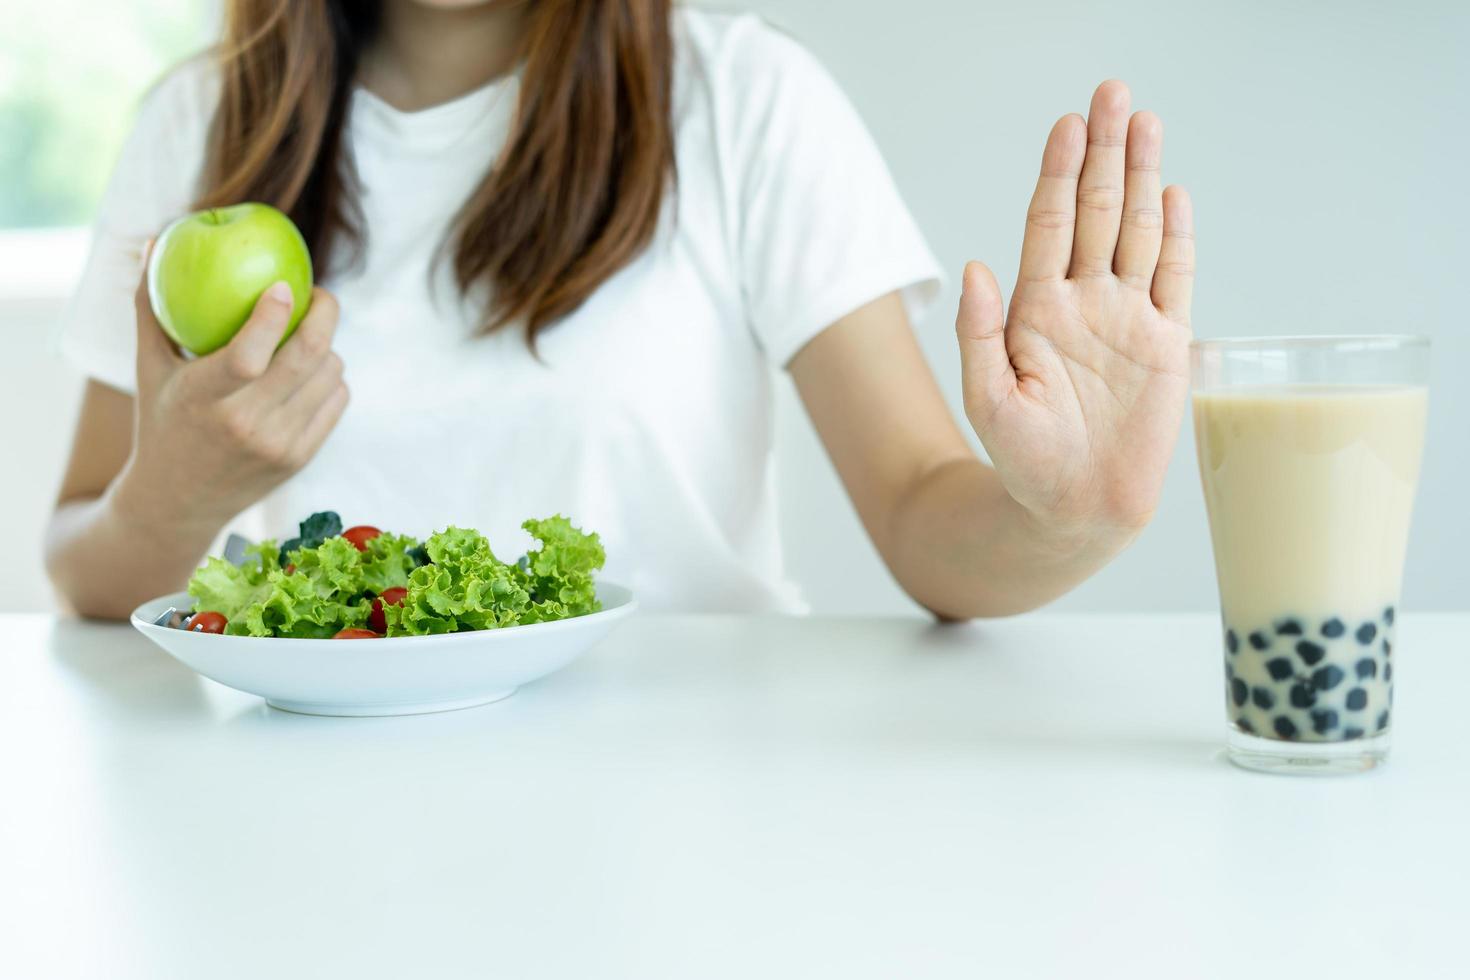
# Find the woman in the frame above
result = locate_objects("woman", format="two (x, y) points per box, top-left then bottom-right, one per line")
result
(46, 0), (1194, 619)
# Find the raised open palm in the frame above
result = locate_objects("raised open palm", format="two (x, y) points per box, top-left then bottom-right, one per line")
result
(958, 80), (1195, 534)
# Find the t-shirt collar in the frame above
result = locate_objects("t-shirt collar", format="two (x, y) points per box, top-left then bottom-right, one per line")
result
(350, 69), (520, 153)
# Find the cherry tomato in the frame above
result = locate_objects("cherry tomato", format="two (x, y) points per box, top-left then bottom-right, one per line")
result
(341, 526), (382, 552)
(332, 628), (380, 640)
(188, 611), (227, 634)
(284, 563), (296, 575)
(368, 586), (409, 634)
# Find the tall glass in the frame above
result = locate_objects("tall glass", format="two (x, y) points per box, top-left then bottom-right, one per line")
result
(1191, 336), (1429, 774)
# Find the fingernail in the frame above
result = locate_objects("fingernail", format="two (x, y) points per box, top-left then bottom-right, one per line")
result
(266, 281), (293, 305)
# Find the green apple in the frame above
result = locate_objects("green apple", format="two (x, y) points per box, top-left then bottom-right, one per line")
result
(147, 203), (313, 355)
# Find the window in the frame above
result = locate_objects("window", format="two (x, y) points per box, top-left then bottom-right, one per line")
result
(0, 0), (213, 299)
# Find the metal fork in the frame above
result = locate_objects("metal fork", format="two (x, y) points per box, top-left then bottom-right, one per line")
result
(222, 532), (251, 567)
(154, 532), (253, 629)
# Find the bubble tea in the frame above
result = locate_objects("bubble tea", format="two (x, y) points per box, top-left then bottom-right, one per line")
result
(1191, 337), (1428, 774)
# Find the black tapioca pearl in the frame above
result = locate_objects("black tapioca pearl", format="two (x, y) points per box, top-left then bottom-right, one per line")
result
(1383, 639), (1392, 657)
(1355, 622), (1378, 645)
(1266, 657), (1295, 681)
(1290, 680), (1318, 709)
(1237, 717), (1255, 734)
(1225, 629), (1239, 654)
(1384, 663), (1393, 683)
(1345, 687), (1368, 711)
(1355, 657), (1377, 680)
(1276, 619), (1304, 636)
(1311, 709), (1340, 734)
(1296, 641), (1327, 666)
(1225, 662), (1235, 680)
(1384, 606), (1395, 625)
(1343, 727), (1365, 740)
(1252, 687), (1275, 710)
(1274, 716), (1299, 739)
(1311, 664), (1345, 692)
(1321, 618), (1346, 638)
(1376, 709), (1391, 731)
(1248, 631), (1270, 651)
(1231, 677), (1248, 706)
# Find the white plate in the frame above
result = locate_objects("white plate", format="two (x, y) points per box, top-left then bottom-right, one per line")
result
(130, 583), (636, 716)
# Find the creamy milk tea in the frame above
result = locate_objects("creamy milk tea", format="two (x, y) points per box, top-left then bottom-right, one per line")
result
(1194, 384), (1426, 756)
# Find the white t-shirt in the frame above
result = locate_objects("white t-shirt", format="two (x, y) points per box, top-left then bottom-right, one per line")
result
(57, 9), (941, 613)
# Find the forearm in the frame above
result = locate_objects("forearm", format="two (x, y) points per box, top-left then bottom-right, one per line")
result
(45, 469), (223, 621)
(884, 457), (1137, 620)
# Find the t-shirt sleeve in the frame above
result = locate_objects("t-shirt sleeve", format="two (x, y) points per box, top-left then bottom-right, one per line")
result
(715, 20), (943, 368)
(54, 59), (215, 394)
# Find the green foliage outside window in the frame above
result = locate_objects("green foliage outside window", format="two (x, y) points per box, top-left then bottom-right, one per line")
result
(0, 0), (211, 228)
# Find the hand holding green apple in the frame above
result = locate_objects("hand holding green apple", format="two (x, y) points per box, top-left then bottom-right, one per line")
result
(147, 203), (313, 355)
(113, 222), (348, 540)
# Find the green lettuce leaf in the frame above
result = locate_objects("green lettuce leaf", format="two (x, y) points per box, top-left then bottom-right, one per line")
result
(385, 527), (532, 636)
(358, 532), (419, 594)
(187, 540), (280, 622)
(518, 515), (604, 621)
(233, 561), (371, 639)
(189, 530), (420, 638)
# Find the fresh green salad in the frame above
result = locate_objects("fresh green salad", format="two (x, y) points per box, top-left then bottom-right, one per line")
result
(184, 511), (605, 639)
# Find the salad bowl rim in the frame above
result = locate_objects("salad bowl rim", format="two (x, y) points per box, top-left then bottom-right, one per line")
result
(130, 580), (636, 645)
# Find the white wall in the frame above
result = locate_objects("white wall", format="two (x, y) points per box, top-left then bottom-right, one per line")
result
(2, 232), (84, 612)
(4, 0), (1466, 614)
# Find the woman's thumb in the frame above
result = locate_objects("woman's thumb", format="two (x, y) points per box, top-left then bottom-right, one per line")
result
(954, 260), (1013, 431)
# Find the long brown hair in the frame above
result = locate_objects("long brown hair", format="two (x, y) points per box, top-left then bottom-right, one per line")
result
(197, 0), (676, 341)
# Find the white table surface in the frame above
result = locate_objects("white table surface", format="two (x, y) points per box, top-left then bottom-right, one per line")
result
(2, 611), (1465, 980)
